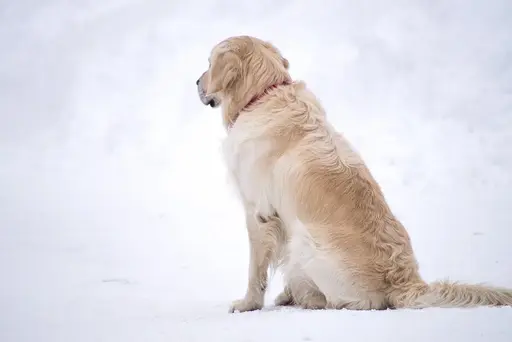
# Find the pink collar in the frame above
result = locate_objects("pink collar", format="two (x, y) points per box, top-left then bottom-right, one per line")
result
(227, 80), (292, 130)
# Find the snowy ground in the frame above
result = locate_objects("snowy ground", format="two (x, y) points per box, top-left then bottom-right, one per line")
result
(1, 0), (512, 341)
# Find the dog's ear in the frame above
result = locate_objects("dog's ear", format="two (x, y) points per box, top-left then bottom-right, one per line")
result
(207, 51), (241, 95)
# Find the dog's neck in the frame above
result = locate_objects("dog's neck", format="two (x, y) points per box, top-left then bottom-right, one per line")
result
(225, 80), (292, 131)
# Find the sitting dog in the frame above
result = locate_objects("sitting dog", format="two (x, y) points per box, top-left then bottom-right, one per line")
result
(196, 35), (512, 313)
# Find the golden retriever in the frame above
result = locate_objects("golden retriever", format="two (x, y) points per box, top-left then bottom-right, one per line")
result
(195, 35), (512, 313)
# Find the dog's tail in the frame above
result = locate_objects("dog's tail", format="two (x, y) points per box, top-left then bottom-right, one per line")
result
(394, 280), (512, 308)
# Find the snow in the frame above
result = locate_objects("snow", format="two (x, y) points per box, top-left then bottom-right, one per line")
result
(1, 0), (512, 341)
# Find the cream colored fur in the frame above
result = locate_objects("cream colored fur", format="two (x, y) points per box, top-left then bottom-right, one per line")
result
(196, 35), (512, 313)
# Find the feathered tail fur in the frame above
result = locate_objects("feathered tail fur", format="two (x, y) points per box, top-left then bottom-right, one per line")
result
(396, 280), (512, 308)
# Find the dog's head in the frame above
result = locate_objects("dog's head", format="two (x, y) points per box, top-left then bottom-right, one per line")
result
(196, 36), (290, 126)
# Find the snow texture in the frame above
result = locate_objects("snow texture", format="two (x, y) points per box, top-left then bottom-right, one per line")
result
(1, 0), (512, 341)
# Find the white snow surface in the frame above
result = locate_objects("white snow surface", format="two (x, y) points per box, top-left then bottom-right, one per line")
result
(1, 0), (512, 341)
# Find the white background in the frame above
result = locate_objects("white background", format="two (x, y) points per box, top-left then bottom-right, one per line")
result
(1, 0), (511, 341)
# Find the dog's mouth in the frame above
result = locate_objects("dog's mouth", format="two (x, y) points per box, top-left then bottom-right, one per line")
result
(198, 83), (220, 108)
(202, 95), (220, 108)
(207, 98), (217, 107)
(199, 92), (220, 108)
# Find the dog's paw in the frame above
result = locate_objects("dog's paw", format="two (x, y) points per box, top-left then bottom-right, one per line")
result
(228, 298), (263, 313)
(299, 294), (327, 310)
(274, 290), (294, 306)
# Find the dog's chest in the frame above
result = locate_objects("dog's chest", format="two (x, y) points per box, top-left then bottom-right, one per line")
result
(222, 129), (276, 214)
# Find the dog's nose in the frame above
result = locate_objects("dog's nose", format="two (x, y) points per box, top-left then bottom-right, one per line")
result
(196, 78), (200, 85)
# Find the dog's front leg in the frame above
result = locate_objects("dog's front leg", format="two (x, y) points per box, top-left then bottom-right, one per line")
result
(229, 211), (272, 313)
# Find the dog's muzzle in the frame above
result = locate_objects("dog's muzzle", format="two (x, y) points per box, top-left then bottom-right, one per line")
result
(196, 77), (219, 108)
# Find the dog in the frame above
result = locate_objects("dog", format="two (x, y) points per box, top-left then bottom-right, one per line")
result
(196, 35), (512, 313)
